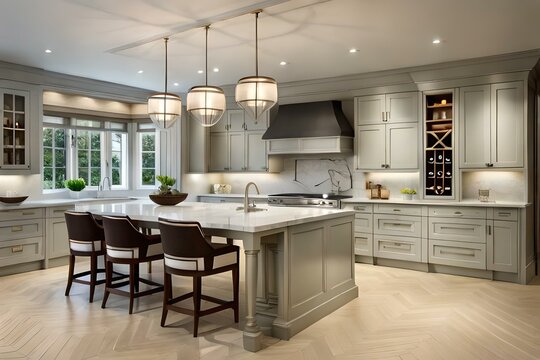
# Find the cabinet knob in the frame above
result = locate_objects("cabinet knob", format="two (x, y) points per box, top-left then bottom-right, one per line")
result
(381, 164), (386, 168)
(382, 112), (386, 122)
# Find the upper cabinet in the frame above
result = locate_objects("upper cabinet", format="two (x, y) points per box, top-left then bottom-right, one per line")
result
(0, 81), (40, 174)
(356, 92), (418, 125)
(208, 109), (270, 172)
(355, 92), (419, 170)
(459, 81), (524, 169)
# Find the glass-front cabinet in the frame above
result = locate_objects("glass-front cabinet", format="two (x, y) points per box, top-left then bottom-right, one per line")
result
(424, 90), (454, 199)
(2, 90), (30, 169)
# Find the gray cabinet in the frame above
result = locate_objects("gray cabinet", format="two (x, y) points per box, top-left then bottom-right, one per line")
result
(0, 81), (41, 174)
(355, 92), (418, 125)
(356, 122), (418, 170)
(46, 206), (73, 259)
(487, 208), (518, 273)
(342, 203), (373, 257)
(208, 110), (269, 172)
(459, 81), (524, 168)
(0, 208), (44, 268)
(187, 113), (209, 173)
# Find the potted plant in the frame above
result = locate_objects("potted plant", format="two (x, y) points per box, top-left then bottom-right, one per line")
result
(149, 175), (188, 206)
(400, 187), (417, 200)
(65, 178), (86, 199)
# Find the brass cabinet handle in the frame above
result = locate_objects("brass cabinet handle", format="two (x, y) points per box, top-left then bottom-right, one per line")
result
(382, 112), (385, 122)
(22, 211), (35, 216)
(11, 226), (23, 232)
(11, 245), (23, 253)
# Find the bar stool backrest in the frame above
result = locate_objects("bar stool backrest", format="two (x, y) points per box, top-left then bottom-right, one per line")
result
(158, 218), (214, 258)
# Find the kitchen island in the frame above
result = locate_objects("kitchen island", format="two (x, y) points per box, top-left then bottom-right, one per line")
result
(75, 200), (357, 352)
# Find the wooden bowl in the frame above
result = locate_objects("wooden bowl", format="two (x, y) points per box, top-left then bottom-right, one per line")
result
(0, 196), (29, 204)
(149, 193), (188, 206)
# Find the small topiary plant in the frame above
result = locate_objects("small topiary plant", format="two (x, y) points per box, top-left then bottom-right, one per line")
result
(400, 188), (417, 195)
(65, 178), (86, 191)
(156, 175), (180, 195)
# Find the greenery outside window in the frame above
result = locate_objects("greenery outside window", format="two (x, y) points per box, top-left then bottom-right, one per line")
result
(136, 122), (160, 189)
(43, 127), (67, 189)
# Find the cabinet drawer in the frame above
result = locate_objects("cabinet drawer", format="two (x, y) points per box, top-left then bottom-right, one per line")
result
(374, 234), (421, 262)
(374, 214), (422, 237)
(46, 206), (75, 218)
(0, 208), (44, 221)
(0, 219), (43, 241)
(343, 203), (373, 213)
(354, 213), (372, 233)
(0, 237), (44, 267)
(428, 206), (485, 219)
(428, 218), (486, 243)
(493, 208), (518, 221)
(375, 203), (421, 216)
(354, 232), (373, 257)
(429, 239), (486, 269)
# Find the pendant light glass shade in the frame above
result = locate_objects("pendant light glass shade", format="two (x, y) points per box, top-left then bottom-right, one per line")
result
(187, 85), (226, 127)
(148, 92), (182, 129)
(235, 11), (277, 120)
(187, 26), (226, 127)
(147, 37), (181, 129)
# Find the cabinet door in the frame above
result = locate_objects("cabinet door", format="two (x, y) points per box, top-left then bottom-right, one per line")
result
(354, 232), (373, 257)
(459, 85), (491, 168)
(491, 82), (524, 168)
(187, 115), (207, 172)
(246, 131), (267, 171)
(209, 132), (229, 171)
(355, 95), (385, 125)
(210, 114), (228, 133)
(385, 92), (418, 123)
(228, 110), (245, 131)
(228, 132), (245, 171)
(47, 218), (70, 259)
(1, 90), (30, 170)
(356, 125), (385, 169)
(487, 220), (518, 273)
(386, 122), (418, 169)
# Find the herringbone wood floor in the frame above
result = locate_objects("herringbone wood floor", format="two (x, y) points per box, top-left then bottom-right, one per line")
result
(1, 257), (540, 360)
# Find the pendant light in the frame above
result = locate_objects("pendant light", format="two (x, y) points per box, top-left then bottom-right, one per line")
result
(147, 37), (182, 129)
(187, 26), (226, 127)
(235, 10), (278, 121)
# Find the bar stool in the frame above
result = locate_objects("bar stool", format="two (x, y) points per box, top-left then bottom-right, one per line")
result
(158, 218), (239, 337)
(64, 211), (111, 303)
(101, 215), (164, 314)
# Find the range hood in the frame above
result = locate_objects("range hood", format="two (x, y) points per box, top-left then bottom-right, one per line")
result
(262, 101), (354, 154)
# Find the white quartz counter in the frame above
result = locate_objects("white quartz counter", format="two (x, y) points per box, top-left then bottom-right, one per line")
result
(342, 198), (530, 208)
(197, 194), (268, 199)
(75, 199), (354, 233)
(0, 197), (136, 210)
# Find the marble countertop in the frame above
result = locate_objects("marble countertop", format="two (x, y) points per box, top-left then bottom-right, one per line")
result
(75, 199), (354, 233)
(342, 198), (530, 208)
(197, 194), (268, 199)
(0, 197), (136, 210)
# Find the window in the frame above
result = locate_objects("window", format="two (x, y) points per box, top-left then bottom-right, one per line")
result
(136, 122), (160, 188)
(42, 115), (129, 190)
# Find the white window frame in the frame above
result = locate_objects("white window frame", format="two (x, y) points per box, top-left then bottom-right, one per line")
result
(135, 123), (160, 190)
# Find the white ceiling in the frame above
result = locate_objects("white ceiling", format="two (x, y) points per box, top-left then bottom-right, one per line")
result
(1, 0), (540, 93)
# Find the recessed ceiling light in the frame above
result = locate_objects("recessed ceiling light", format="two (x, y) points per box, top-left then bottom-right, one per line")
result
(137, 70), (144, 74)
(280, 61), (287, 66)
(213, 67), (219, 73)
(197, 70), (204, 74)
(45, 49), (52, 54)
(173, 82), (179, 86)
(432, 39), (441, 44)
(349, 48), (358, 53)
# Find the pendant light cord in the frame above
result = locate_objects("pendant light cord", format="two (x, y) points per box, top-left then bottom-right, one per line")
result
(255, 12), (259, 77)
(205, 26), (209, 86)
(164, 37), (169, 95)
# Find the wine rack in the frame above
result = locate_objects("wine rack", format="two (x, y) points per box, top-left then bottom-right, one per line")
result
(424, 92), (453, 198)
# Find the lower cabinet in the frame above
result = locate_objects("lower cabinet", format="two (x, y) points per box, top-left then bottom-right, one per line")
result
(487, 220), (518, 273)
(428, 239), (486, 269)
(0, 209), (44, 268)
(344, 202), (521, 278)
(46, 206), (73, 259)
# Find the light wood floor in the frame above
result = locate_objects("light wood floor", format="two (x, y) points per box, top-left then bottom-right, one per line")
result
(1, 259), (540, 360)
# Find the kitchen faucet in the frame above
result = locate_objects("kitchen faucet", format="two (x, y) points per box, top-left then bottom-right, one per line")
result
(99, 176), (111, 191)
(243, 182), (260, 213)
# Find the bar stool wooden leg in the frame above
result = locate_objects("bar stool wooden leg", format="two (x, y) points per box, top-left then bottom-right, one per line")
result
(232, 266), (239, 323)
(101, 260), (112, 309)
(161, 272), (171, 327)
(65, 254), (75, 296)
(89, 254), (98, 303)
(129, 263), (136, 314)
(193, 276), (202, 337)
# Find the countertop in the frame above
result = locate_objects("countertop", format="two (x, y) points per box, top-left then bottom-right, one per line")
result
(197, 194), (268, 199)
(0, 197), (137, 210)
(342, 198), (530, 208)
(75, 199), (354, 233)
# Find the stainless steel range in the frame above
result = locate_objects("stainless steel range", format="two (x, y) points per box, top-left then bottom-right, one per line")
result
(267, 193), (352, 208)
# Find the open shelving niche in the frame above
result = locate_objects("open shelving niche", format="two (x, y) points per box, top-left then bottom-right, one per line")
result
(424, 91), (454, 198)
(2, 92), (28, 167)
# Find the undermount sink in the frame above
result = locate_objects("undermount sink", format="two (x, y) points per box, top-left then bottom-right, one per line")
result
(236, 206), (267, 212)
